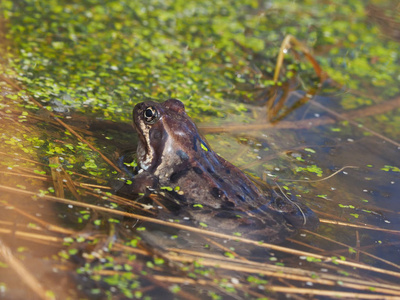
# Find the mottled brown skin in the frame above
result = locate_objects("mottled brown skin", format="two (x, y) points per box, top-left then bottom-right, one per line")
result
(127, 99), (318, 243)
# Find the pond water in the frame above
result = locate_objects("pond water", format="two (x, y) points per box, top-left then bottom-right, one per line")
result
(0, 0), (400, 299)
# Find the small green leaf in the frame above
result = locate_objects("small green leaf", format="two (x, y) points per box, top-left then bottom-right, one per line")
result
(33, 170), (46, 175)
(68, 248), (78, 255)
(169, 285), (181, 293)
(154, 258), (164, 265)
(201, 143), (208, 151)
(161, 186), (173, 191)
(304, 148), (315, 153)
(17, 247), (28, 253)
(63, 237), (74, 243)
(76, 236), (85, 243)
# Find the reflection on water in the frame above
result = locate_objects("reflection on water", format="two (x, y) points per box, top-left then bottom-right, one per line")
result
(1, 0), (400, 299)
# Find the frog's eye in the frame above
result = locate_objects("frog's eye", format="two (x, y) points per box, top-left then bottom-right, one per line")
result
(143, 106), (158, 124)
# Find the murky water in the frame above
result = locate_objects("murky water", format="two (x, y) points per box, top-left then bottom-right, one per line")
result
(1, 0), (400, 299)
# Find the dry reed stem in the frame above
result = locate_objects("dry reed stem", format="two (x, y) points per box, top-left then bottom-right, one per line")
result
(0, 170), (50, 181)
(49, 157), (81, 201)
(202, 236), (249, 261)
(171, 251), (343, 286)
(0, 167), (111, 193)
(0, 228), (62, 243)
(268, 286), (400, 299)
(285, 237), (326, 252)
(1, 202), (75, 235)
(164, 255), (400, 294)
(49, 157), (65, 198)
(82, 190), (158, 215)
(111, 243), (151, 256)
(143, 274), (201, 300)
(273, 35), (326, 83)
(78, 182), (112, 189)
(0, 238), (51, 300)
(0, 226), (151, 257)
(1, 203), (153, 256)
(304, 230), (400, 271)
(320, 219), (400, 234)
(70, 171), (109, 183)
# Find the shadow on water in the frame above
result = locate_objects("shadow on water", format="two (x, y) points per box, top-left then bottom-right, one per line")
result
(1, 1), (400, 299)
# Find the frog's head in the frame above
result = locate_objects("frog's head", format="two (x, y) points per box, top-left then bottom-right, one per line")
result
(133, 99), (204, 172)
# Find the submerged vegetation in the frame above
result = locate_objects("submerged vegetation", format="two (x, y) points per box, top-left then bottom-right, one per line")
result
(0, 0), (400, 299)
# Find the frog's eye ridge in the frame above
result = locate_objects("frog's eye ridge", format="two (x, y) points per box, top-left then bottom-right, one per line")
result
(143, 106), (158, 124)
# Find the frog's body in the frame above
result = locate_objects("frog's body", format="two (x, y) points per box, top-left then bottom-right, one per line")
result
(125, 99), (318, 242)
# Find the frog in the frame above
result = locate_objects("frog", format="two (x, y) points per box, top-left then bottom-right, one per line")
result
(120, 98), (319, 243)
